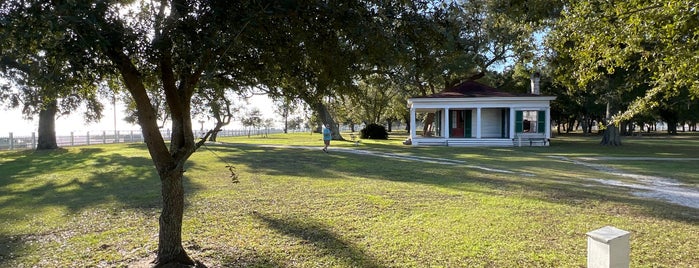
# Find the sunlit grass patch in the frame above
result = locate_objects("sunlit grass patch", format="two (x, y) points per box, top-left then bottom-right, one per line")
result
(1, 134), (698, 267)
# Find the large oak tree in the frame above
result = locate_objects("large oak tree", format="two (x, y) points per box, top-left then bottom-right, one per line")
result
(1, 0), (417, 266)
(1, 0), (268, 265)
(0, 11), (103, 150)
(548, 0), (698, 144)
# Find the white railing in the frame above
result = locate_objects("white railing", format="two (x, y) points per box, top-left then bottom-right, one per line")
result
(0, 127), (301, 151)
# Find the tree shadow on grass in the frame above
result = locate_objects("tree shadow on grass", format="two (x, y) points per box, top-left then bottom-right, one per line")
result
(208, 144), (343, 179)
(0, 146), (205, 266)
(1, 147), (156, 213)
(1, 146), (205, 212)
(209, 143), (699, 225)
(247, 212), (384, 268)
(0, 234), (24, 267)
(209, 143), (518, 196)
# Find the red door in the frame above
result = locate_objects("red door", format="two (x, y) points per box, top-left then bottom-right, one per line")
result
(450, 110), (464, 137)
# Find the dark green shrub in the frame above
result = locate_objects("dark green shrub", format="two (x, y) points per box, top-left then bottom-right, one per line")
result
(360, 123), (388, 139)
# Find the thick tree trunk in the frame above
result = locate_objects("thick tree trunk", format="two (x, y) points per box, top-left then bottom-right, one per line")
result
(666, 120), (678, 135)
(658, 109), (679, 135)
(601, 123), (622, 146)
(600, 102), (622, 146)
(154, 169), (195, 267)
(151, 111), (199, 267)
(404, 113), (410, 131)
(556, 121), (560, 134)
(101, 17), (205, 267)
(209, 131), (219, 142)
(568, 118), (573, 132)
(36, 100), (58, 150)
(422, 113), (435, 136)
(208, 121), (227, 142)
(312, 101), (343, 140)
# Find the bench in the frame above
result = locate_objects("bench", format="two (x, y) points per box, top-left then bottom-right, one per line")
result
(512, 134), (549, 147)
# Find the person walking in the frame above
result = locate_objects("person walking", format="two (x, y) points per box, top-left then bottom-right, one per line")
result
(322, 124), (332, 153)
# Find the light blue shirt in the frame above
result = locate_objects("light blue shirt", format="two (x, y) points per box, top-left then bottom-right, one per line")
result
(322, 127), (332, 141)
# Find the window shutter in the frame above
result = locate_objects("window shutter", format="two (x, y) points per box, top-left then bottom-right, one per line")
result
(537, 111), (546, 133)
(515, 111), (523, 133)
(464, 110), (472, 138)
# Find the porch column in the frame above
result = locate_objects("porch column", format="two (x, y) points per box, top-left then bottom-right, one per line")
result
(476, 108), (482, 139)
(410, 107), (416, 140)
(444, 108), (450, 138)
(509, 108), (516, 138)
(545, 107), (552, 139)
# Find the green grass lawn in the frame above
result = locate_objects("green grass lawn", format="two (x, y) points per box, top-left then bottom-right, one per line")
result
(1, 132), (697, 267)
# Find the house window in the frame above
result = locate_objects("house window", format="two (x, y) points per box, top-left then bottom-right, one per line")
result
(515, 110), (546, 133)
(415, 110), (443, 137)
(523, 111), (538, 132)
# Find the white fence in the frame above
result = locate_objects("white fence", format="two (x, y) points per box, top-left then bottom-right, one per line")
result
(0, 128), (291, 151)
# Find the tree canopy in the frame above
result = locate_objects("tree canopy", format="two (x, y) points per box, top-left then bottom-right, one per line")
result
(1, 0), (457, 265)
(548, 0), (698, 141)
(4, 0), (695, 266)
(0, 5), (104, 149)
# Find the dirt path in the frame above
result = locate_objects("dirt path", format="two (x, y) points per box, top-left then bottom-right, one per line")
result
(217, 143), (698, 209)
(578, 156), (699, 161)
(243, 143), (516, 174)
(550, 156), (699, 209)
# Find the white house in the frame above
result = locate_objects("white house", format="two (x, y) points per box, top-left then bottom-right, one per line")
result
(407, 80), (556, 147)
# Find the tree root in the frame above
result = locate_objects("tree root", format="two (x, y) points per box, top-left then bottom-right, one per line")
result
(152, 255), (207, 268)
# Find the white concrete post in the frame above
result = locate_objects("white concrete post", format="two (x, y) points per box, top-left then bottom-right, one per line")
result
(9, 132), (14, 150)
(70, 132), (74, 146)
(518, 135), (522, 147)
(31, 132), (36, 149)
(587, 226), (630, 268)
(87, 131), (90, 145)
